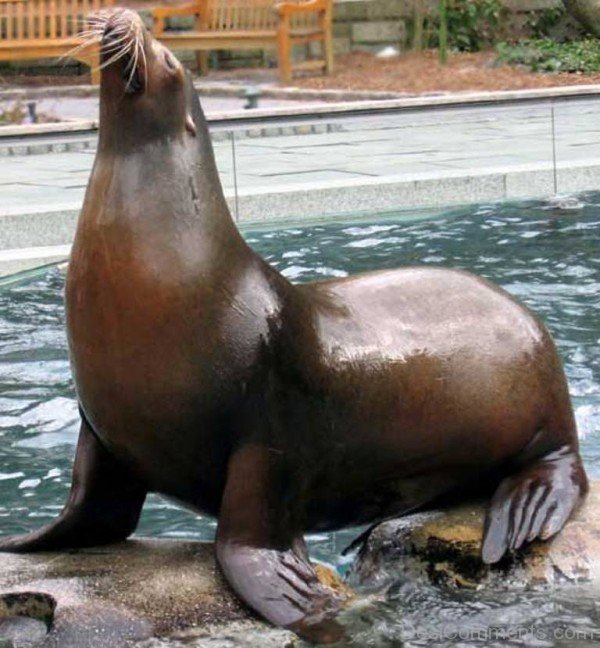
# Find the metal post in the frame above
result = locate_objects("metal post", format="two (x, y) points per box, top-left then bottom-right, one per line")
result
(551, 102), (558, 196)
(231, 131), (240, 222)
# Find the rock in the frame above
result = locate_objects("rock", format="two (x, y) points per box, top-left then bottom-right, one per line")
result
(544, 194), (585, 212)
(0, 539), (347, 647)
(0, 617), (48, 648)
(133, 621), (299, 647)
(563, 0), (600, 36)
(353, 482), (600, 591)
(0, 593), (55, 628)
(375, 46), (401, 59)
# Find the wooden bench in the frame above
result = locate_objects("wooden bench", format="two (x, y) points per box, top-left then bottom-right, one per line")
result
(0, 0), (114, 84)
(152, 0), (333, 84)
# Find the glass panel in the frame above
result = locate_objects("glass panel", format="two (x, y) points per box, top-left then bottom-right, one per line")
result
(553, 97), (600, 197)
(224, 100), (560, 225)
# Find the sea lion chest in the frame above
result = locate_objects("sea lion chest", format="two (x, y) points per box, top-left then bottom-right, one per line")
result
(64, 208), (272, 499)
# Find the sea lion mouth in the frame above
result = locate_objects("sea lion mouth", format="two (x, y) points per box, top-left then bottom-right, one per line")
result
(88, 9), (147, 94)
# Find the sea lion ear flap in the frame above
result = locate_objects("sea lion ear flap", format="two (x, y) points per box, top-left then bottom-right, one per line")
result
(184, 70), (206, 137)
(185, 114), (197, 136)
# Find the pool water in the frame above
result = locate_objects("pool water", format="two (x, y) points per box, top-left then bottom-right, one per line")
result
(0, 195), (599, 645)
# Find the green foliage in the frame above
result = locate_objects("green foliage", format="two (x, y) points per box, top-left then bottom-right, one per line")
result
(524, 6), (567, 39)
(446, 0), (508, 52)
(422, 0), (508, 53)
(496, 38), (600, 74)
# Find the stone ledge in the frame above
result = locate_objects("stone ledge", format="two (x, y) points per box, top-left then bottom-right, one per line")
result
(0, 539), (347, 647)
(0, 159), (599, 280)
(354, 482), (600, 591)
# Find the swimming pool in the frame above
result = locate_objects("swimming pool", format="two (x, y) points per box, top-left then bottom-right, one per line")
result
(0, 194), (598, 644)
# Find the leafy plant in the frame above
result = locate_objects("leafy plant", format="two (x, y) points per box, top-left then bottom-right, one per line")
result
(496, 38), (600, 74)
(446, 0), (508, 52)
(423, 0), (508, 53)
(524, 6), (567, 39)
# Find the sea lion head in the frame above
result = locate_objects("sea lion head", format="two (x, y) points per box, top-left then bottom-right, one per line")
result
(91, 8), (198, 145)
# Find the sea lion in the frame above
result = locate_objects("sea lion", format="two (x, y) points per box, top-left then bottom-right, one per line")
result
(0, 9), (588, 644)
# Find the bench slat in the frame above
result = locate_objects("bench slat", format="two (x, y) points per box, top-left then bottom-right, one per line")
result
(160, 29), (276, 40)
(50, 0), (56, 39)
(27, 0), (35, 39)
(16, 0), (23, 39)
(0, 35), (85, 46)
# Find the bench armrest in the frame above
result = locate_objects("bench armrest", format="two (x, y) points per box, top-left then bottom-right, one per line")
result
(152, 1), (206, 34)
(275, 0), (330, 17)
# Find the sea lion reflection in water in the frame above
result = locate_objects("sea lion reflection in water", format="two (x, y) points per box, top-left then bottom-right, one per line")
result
(0, 10), (588, 644)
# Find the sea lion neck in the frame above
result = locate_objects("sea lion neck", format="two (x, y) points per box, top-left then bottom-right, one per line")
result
(96, 95), (187, 155)
(86, 139), (244, 257)
(93, 84), (237, 235)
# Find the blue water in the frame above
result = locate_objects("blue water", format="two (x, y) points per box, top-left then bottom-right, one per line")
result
(0, 195), (599, 644)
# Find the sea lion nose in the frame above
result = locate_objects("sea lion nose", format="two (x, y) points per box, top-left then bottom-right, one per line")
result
(100, 27), (121, 66)
(102, 23), (117, 48)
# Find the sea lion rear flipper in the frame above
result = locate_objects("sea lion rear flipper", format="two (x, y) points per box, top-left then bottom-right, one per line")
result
(481, 444), (588, 564)
(0, 416), (147, 553)
(216, 444), (346, 644)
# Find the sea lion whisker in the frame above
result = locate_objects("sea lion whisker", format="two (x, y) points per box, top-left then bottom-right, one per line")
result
(99, 44), (132, 68)
(99, 33), (134, 51)
(106, 24), (133, 39)
(77, 16), (105, 29)
(97, 45), (133, 73)
(79, 16), (106, 27)
(75, 27), (105, 37)
(113, 19), (137, 48)
(125, 40), (140, 90)
(99, 43), (134, 63)
(60, 33), (106, 62)
(137, 30), (148, 90)
(120, 22), (138, 84)
(66, 32), (104, 53)
(105, 13), (136, 36)
(73, 33), (103, 43)
(87, 35), (133, 62)
(65, 23), (130, 64)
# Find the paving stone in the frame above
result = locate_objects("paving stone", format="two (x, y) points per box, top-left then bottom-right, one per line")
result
(2, 96), (600, 273)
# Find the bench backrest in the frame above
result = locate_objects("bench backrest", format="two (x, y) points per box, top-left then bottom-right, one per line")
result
(201, 0), (318, 31)
(0, 0), (114, 42)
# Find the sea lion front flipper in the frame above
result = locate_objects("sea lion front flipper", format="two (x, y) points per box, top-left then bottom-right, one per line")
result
(481, 444), (588, 564)
(216, 444), (345, 644)
(0, 416), (147, 553)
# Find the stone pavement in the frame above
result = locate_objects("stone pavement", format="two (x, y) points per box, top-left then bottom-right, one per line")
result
(1, 95), (600, 276)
